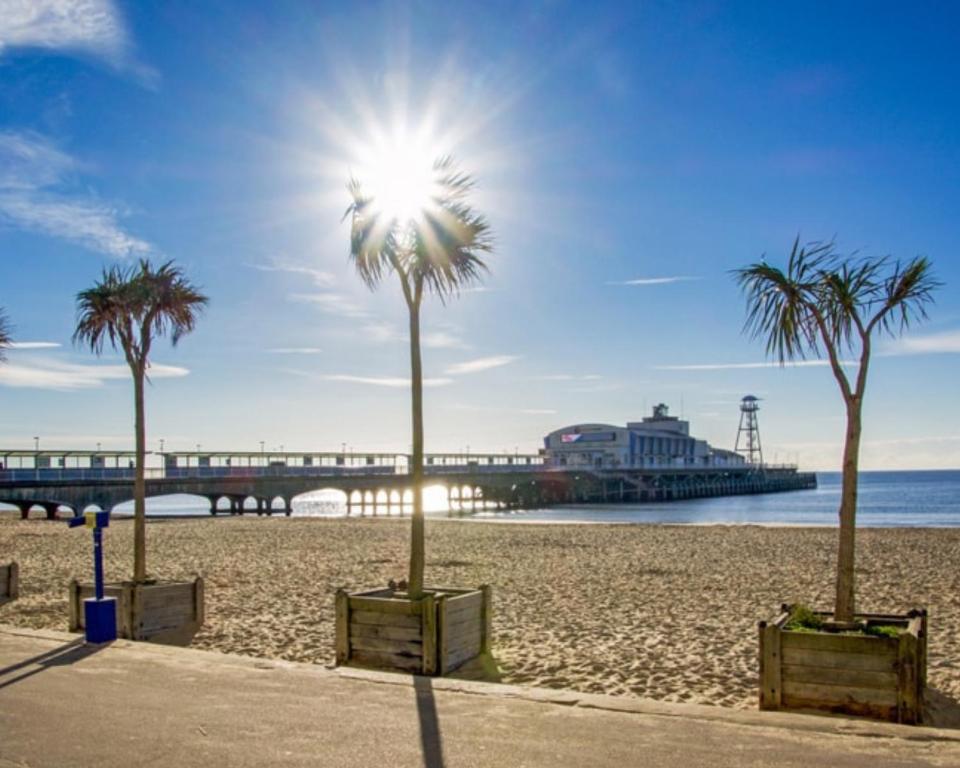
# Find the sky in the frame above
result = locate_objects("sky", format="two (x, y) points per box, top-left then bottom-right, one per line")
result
(0, 0), (958, 471)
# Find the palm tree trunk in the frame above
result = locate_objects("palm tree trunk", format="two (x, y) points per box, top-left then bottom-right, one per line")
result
(407, 299), (425, 599)
(834, 400), (861, 623)
(133, 366), (147, 583)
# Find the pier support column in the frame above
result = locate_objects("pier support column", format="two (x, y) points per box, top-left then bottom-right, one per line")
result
(43, 503), (59, 521)
(284, 498), (293, 517)
(18, 503), (31, 520)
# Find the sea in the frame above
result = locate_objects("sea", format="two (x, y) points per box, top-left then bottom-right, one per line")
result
(100, 470), (960, 527)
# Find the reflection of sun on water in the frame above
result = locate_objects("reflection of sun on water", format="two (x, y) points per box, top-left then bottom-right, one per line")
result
(294, 485), (451, 515)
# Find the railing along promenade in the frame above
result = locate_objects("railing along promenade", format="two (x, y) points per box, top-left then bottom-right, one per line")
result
(0, 449), (816, 520)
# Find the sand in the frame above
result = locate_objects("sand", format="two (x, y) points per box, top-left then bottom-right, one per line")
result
(2, 514), (959, 718)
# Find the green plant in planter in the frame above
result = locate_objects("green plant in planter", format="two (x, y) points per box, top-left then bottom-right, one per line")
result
(735, 242), (940, 624)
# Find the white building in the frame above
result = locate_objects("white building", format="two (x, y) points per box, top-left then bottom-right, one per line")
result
(543, 404), (746, 469)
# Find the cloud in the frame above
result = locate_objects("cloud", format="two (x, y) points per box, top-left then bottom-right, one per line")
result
(321, 374), (453, 388)
(0, 0), (156, 83)
(290, 292), (369, 319)
(252, 262), (334, 287)
(883, 330), (960, 356)
(0, 131), (151, 257)
(266, 347), (323, 355)
(533, 374), (602, 381)
(422, 330), (467, 349)
(0, 357), (188, 391)
(608, 276), (699, 286)
(653, 360), (853, 371)
(8, 341), (61, 349)
(445, 355), (519, 375)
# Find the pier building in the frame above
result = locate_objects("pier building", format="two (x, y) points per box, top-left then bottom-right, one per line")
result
(543, 403), (746, 469)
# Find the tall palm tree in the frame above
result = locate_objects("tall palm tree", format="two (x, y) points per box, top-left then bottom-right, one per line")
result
(345, 157), (492, 599)
(74, 260), (207, 583)
(735, 239), (939, 623)
(0, 307), (12, 360)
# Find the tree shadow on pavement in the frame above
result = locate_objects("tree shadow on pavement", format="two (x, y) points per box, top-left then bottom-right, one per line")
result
(0, 637), (108, 691)
(414, 676), (445, 768)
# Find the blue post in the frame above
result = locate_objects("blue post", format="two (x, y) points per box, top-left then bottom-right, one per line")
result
(68, 511), (117, 643)
(93, 525), (104, 601)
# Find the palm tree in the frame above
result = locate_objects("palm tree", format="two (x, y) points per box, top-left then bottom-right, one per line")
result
(74, 260), (207, 583)
(735, 239), (939, 624)
(345, 157), (492, 599)
(0, 308), (12, 360)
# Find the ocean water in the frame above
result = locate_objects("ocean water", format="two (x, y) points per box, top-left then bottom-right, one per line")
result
(98, 470), (960, 527)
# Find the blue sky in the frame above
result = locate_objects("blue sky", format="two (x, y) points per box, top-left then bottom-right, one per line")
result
(0, 0), (958, 470)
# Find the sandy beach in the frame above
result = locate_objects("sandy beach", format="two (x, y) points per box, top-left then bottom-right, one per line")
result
(2, 514), (959, 718)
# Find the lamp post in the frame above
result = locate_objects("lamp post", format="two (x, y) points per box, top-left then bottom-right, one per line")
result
(33, 436), (39, 452)
(159, 438), (165, 453)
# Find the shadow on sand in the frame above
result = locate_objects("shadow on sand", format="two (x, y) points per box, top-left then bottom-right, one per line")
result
(0, 637), (109, 691)
(925, 687), (960, 729)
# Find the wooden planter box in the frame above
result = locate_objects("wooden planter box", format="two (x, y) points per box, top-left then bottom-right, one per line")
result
(759, 606), (927, 724)
(69, 577), (204, 645)
(335, 585), (491, 675)
(0, 562), (18, 605)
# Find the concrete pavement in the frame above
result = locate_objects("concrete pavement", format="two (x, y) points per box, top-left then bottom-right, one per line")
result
(1, 625), (959, 767)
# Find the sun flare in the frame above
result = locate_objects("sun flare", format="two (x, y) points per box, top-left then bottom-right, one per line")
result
(357, 129), (440, 224)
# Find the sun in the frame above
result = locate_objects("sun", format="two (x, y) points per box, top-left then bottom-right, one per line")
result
(357, 128), (440, 224)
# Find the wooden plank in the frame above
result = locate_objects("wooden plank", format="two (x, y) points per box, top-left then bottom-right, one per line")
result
(898, 627), (920, 724)
(446, 617), (482, 644)
(351, 636), (423, 656)
(335, 590), (349, 665)
(781, 631), (896, 656)
(445, 592), (482, 619)
(351, 650), (423, 673)
(782, 647), (897, 672)
(438, 595), (449, 675)
(348, 595), (419, 615)
(782, 693), (895, 720)
(194, 578), (205, 626)
(446, 644), (479, 671)
(447, 633), (481, 658)
(422, 594), (437, 675)
(481, 585), (492, 654)
(759, 623), (782, 709)
(350, 610), (421, 629)
(782, 681), (897, 709)
(349, 623), (422, 643)
(68, 579), (80, 631)
(783, 664), (896, 690)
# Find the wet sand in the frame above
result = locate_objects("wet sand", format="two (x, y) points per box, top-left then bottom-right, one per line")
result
(2, 514), (958, 718)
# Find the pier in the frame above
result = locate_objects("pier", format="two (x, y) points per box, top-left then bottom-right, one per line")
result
(0, 448), (816, 519)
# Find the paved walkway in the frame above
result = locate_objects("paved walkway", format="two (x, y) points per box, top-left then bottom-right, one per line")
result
(1, 625), (959, 767)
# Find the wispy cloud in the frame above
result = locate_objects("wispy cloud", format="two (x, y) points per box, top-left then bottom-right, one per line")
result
(284, 368), (451, 388)
(8, 341), (61, 349)
(0, 0), (156, 84)
(266, 347), (323, 355)
(0, 357), (188, 391)
(608, 276), (699, 286)
(290, 292), (368, 319)
(533, 374), (602, 381)
(252, 262), (334, 287)
(445, 355), (520, 375)
(322, 374), (453, 388)
(883, 330), (960, 356)
(0, 131), (151, 257)
(422, 330), (467, 349)
(654, 360), (853, 371)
